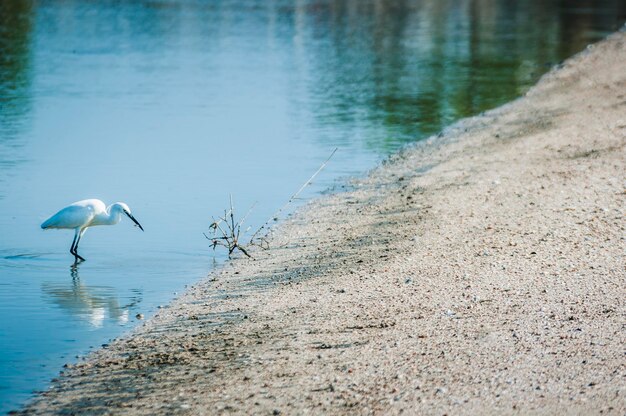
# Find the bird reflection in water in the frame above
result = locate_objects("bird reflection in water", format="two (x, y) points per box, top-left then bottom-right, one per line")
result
(41, 266), (141, 328)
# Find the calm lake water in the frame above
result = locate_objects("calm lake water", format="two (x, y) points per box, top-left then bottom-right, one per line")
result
(1, 0), (624, 412)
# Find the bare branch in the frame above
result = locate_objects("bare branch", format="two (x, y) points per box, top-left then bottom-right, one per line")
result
(206, 148), (338, 259)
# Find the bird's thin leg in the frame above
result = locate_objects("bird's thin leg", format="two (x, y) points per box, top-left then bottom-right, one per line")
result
(70, 232), (78, 257)
(74, 229), (86, 262)
(70, 231), (82, 265)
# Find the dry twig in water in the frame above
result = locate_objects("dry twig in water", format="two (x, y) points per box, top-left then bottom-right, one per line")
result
(204, 195), (254, 258)
(205, 148), (338, 259)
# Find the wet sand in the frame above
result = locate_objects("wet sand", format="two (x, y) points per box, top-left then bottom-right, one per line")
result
(18, 30), (625, 415)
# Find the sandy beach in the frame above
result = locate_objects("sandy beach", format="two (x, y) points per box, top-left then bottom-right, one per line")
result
(17, 29), (625, 415)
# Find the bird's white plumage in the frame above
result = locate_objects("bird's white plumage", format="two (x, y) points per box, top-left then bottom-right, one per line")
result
(41, 199), (104, 229)
(41, 199), (143, 263)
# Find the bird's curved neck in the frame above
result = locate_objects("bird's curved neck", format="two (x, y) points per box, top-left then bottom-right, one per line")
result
(96, 205), (122, 226)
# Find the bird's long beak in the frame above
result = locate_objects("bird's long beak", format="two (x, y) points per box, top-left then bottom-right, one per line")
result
(125, 212), (144, 231)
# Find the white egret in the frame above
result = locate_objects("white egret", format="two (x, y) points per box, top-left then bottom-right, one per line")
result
(41, 199), (144, 263)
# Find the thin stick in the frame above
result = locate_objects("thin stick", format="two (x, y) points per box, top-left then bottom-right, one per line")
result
(237, 202), (257, 229)
(251, 147), (338, 242)
(214, 219), (229, 240)
(209, 209), (232, 230)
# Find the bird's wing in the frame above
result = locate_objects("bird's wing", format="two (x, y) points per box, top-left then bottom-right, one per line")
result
(41, 205), (96, 229)
(73, 199), (106, 213)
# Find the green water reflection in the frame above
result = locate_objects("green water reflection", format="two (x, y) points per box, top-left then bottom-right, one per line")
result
(1, 0), (624, 154)
(0, 1), (33, 136)
(297, 0), (625, 152)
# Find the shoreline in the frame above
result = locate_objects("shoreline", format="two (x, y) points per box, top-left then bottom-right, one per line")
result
(18, 30), (625, 415)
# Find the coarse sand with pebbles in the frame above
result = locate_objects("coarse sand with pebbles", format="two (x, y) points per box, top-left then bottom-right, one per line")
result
(17, 29), (626, 415)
